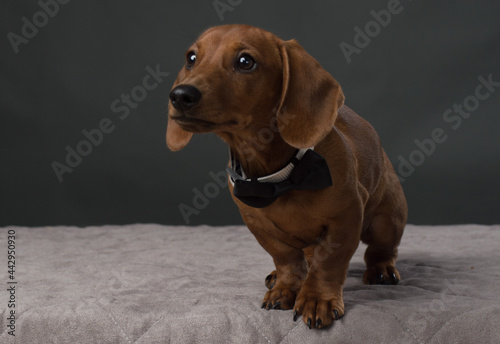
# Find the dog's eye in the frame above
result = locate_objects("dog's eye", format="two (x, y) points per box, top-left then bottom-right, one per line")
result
(186, 51), (196, 70)
(236, 54), (256, 72)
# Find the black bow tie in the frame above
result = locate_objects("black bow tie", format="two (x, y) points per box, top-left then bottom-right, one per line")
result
(226, 149), (332, 208)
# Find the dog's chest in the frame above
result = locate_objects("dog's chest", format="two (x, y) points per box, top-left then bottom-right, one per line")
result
(241, 191), (328, 247)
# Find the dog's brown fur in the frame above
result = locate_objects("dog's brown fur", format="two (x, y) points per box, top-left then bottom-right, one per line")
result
(167, 25), (407, 329)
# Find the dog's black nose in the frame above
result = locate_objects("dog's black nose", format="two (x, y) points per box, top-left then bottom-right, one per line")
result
(169, 85), (202, 111)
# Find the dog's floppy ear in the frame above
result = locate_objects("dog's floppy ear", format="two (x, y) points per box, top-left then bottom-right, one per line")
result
(166, 77), (193, 151)
(276, 39), (345, 148)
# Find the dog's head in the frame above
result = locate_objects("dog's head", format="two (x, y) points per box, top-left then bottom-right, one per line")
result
(166, 24), (344, 151)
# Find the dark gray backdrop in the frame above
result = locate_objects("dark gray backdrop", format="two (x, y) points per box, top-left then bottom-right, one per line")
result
(1, 0), (499, 227)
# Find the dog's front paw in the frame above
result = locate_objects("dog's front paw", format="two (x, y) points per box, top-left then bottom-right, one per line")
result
(363, 264), (400, 285)
(293, 283), (344, 329)
(261, 281), (298, 310)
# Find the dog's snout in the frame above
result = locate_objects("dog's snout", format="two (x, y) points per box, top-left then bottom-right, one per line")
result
(169, 85), (202, 111)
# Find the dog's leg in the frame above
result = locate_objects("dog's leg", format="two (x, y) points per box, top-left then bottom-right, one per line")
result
(361, 173), (407, 285)
(294, 215), (362, 329)
(262, 246), (307, 310)
(245, 223), (308, 310)
(361, 212), (405, 285)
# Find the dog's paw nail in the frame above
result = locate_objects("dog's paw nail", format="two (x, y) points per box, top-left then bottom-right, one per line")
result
(377, 274), (384, 283)
(261, 302), (266, 309)
(390, 273), (400, 284)
(315, 318), (322, 329)
(333, 310), (340, 320)
(266, 302), (272, 310)
(272, 301), (281, 309)
(307, 318), (312, 329)
(293, 310), (298, 321)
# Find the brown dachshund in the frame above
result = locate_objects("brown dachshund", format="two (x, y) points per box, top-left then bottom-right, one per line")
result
(166, 24), (407, 329)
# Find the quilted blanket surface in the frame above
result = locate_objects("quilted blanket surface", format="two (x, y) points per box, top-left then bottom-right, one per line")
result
(1, 224), (499, 344)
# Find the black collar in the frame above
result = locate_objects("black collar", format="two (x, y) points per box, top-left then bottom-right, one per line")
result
(226, 148), (333, 208)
